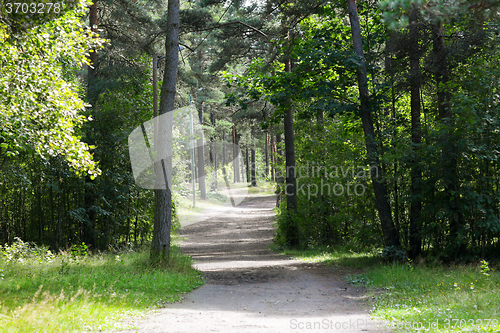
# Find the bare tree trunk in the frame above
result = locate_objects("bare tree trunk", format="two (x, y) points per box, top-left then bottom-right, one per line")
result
(245, 147), (250, 183)
(210, 112), (217, 190)
(264, 132), (269, 179)
(409, 7), (422, 259)
(385, 32), (403, 247)
(88, 0), (97, 97)
(347, 0), (400, 248)
(251, 146), (257, 186)
(283, 58), (299, 247)
(151, 0), (179, 264)
(84, 0), (98, 249)
(222, 131), (226, 166)
(270, 134), (275, 181)
(276, 133), (283, 182)
(233, 125), (240, 183)
(197, 102), (206, 199)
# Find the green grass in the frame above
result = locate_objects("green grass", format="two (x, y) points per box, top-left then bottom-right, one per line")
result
(246, 181), (276, 195)
(281, 245), (383, 269)
(283, 247), (500, 332)
(0, 245), (204, 332)
(365, 263), (500, 332)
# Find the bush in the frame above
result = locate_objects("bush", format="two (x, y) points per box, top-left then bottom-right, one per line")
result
(0, 238), (55, 263)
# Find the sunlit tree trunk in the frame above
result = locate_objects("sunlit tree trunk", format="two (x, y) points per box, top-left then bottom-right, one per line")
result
(232, 125), (240, 183)
(251, 146), (257, 186)
(151, 0), (179, 264)
(197, 102), (206, 199)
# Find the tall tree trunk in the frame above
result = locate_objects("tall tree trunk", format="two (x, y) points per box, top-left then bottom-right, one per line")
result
(432, 21), (451, 120)
(87, 0), (98, 103)
(197, 102), (206, 199)
(251, 146), (257, 186)
(84, 0), (98, 249)
(222, 131), (226, 166)
(283, 58), (299, 246)
(264, 132), (269, 179)
(432, 20), (465, 257)
(210, 112), (217, 190)
(245, 147), (250, 183)
(276, 133), (282, 181)
(409, 7), (422, 259)
(233, 125), (240, 183)
(385, 32), (402, 246)
(151, 0), (179, 264)
(270, 134), (275, 181)
(347, 0), (400, 248)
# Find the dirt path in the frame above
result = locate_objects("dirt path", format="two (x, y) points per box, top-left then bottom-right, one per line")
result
(117, 195), (388, 333)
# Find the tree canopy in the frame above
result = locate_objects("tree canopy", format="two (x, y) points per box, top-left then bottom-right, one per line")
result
(1, 0), (500, 262)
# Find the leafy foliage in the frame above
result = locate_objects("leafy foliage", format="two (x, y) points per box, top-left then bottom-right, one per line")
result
(0, 0), (103, 177)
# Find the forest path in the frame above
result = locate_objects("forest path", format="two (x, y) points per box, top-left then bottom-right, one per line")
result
(117, 194), (387, 333)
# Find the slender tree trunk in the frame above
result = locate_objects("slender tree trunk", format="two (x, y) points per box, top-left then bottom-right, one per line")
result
(283, 58), (299, 246)
(210, 112), (217, 190)
(134, 194), (139, 247)
(251, 146), (257, 186)
(275, 133), (283, 183)
(276, 134), (282, 165)
(245, 147), (250, 183)
(197, 102), (206, 199)
(240, 149), (246, 182)
(151, 0), (179, 264)
(432, 21), (451, 120)
(385, 32), (402, 246)
(270, 134), (275, 181)
(409, 7), (422, 259)
(222, 131), (226, 167)
(432, 20), (465, 257)
(83, 0), (98, 249)
(347, 0), (400, 248)
(87, 0), (98, 102)
(233, 125), (240, 183)
(264, 132), (269, 179)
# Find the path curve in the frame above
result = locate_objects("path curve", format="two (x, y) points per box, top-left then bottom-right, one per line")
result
(117, 195), (387, 333)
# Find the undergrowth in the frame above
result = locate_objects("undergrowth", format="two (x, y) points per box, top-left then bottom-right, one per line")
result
(0, 238), (204, 332)
(282, 246), (500, 332)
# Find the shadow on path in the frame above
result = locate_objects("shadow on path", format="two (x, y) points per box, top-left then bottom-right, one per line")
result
(117, 195), (389, 333)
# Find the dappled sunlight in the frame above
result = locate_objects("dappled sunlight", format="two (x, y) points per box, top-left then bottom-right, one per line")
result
(116, 195), (388, 332)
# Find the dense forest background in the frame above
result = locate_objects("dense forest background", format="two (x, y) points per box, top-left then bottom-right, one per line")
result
(1, 0), (500, 262)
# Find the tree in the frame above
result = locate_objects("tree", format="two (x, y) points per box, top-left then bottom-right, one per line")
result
(0, 0), (101, 178)
(151, 0), (180, 264)
(347, 0), (400, 248)
(282, 57), (299, 246)
(408, 5), (422, 259)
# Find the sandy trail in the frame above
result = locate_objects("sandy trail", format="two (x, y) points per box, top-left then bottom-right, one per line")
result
(117, 194), (388, 333)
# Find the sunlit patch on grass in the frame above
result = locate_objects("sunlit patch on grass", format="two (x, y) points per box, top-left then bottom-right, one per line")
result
(0, 245), (204, 332)
(281, 245), (382, 269)
(366, 263), (500, 332)
(279, 246), (500, 332)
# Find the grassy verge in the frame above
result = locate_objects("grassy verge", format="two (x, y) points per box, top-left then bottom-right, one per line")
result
(0, 241), (203, 332)
(282, 246), (500, 332)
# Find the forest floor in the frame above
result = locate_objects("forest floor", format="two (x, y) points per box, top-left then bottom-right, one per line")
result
(116, 193), (389, 333)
